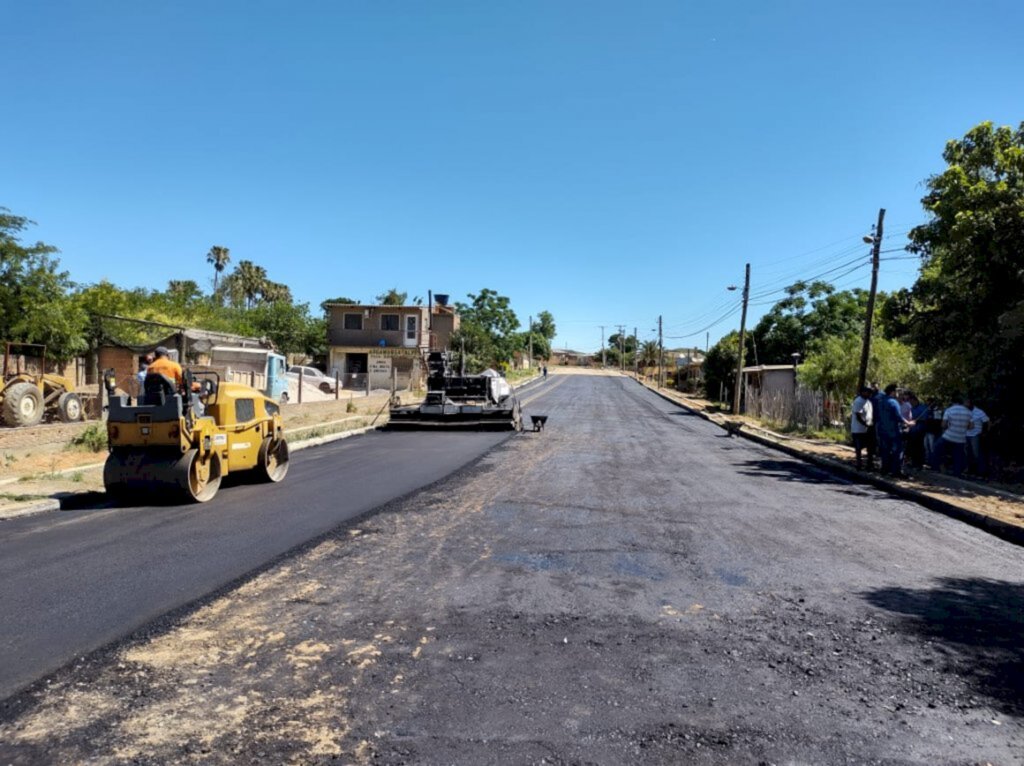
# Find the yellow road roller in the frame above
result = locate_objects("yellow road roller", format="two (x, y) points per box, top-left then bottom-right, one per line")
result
(102, 369), (289, 503)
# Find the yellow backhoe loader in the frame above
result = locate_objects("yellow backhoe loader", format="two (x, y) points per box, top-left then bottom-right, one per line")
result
(1, 343), (83, 427)
(102, 368), (289, 503)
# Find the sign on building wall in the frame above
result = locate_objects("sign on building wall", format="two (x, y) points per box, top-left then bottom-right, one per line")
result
(369, 356), (392, 376)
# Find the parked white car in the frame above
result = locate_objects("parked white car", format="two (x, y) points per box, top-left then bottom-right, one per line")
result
(286, 365), (338, 393)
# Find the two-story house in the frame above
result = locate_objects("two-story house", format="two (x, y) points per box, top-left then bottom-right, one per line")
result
(324, 299), (460, 390)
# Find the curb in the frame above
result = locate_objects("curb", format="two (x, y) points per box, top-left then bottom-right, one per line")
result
(0, 498), (62, 521)
(635, 378), (1024, 548)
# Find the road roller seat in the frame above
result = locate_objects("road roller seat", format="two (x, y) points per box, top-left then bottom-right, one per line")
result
(143, 373), (177, 406)
(108, 390), (183, 423)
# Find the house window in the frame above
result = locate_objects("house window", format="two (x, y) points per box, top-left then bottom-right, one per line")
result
(343, 313), (362, 330)
(380, 314), (399, 332)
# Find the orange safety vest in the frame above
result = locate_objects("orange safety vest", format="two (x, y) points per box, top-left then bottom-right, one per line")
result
(146, 356), (183, 388)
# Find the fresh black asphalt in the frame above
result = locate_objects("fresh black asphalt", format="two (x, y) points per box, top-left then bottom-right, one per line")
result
(0, 426), (514, 699)
(2, 373), (1023, 764)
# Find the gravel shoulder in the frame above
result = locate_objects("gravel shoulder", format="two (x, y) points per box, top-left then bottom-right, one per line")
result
(2, 373), (1022, 765)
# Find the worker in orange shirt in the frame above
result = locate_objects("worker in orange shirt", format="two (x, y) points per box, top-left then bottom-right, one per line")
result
(146, 346), (183, 388)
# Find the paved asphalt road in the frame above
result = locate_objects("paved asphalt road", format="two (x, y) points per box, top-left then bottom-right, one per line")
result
(2, 373), (1023, 765)
(0, 420), (519, 699)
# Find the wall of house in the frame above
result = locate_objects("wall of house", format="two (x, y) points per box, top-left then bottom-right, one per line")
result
(98, 347), (139, 396)
(327, 307), (429, 349)
(429, 312), (459, 350)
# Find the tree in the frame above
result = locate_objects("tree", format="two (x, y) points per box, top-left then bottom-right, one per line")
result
(902, 121), (1024, 429)
(703, 331), (739, 403)
(248, 301), (325, 356)
(638, 340), (660, 370)
(375, 288), (407, 306)
(206, 246), (231, 293)
(166, 280), (203, 309)
(452, 288), (520, 370)
(798, 334), (929, 404)
(750, 280), (870, 364)
(0, 209), (87, 359)
(224, 260), (269, 309)
(532, 311), (557, 341)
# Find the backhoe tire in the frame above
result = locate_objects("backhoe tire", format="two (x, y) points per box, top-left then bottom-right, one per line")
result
(257, 436), (290, 483)
(57, 392), (84, 422)
(2, 382), (44, 427)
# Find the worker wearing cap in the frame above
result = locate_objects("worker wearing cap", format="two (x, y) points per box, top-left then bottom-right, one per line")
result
(146, 346), (183, 389)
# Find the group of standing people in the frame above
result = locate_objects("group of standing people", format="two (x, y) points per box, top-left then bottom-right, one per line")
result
(850, 384), (990, 479)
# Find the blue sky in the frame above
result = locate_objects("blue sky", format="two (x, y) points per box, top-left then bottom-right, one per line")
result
(3, 1), (1022, 354)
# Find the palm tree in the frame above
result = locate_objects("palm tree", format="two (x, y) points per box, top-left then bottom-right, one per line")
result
(234, 260), (269, 309)
(206, 246), (231, 292)
(639, 340), (660, 373)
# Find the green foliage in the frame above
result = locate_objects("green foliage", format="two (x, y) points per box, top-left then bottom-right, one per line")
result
(375, 288), (407, 306)
(703, 331), (739, 402)
(797, 334), (930, 403)
(0, 209), (88, 360)
(246, 301), (326, 356)
(902, 121), (1024, 425)
(205, 246), (231, 293)
(533, 311), (556, 341)
(451, 289), (521, 371)
(750, 280), (871, 364)
(69, 423), (108, 453)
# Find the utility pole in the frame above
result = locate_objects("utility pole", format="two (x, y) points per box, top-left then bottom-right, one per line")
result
(599, 326), (606, 368)
(618, 325), (626, 372)
(732, 263), (751, 415)
(857, 208), (886, 392)
(626, 325), (634, 380)
(528, 315), (533, 370)
(657, 315), (664, 388)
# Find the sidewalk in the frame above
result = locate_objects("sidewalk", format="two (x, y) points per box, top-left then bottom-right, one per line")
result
(636, 377), (1024, 546)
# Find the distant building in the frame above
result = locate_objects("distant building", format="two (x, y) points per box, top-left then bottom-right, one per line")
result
(323, 301), (460, 389)
(551, 348), (592, 366)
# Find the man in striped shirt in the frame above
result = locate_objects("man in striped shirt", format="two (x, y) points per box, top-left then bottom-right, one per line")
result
(931, 393), (971, 477)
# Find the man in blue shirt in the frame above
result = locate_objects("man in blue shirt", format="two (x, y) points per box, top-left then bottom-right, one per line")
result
(876, 384), (912, 477)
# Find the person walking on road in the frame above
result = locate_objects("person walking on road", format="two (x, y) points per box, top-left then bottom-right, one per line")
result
(850, 386), (875, 470)
(931, 393), (972, 478)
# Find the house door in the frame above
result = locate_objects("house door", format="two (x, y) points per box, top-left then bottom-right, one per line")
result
(404, 315), (418, 347)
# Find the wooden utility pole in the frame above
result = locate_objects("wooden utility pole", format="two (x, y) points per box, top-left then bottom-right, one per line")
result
(657, 315), (664, 388)
(618, 325), (626, 372)
(857, 208), (885, 392)
(599, 326), (606, 368)
(731, 263), (751, 415)
(528, 315), (533, 369)
(626, 327), (634, 378)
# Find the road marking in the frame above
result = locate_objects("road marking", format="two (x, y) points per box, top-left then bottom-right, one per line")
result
(519, 376), (568, 407)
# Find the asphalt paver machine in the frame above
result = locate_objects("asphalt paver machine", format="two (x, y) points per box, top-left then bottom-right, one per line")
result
(388, 351), (523, 430)
(102, 369), (289, 503)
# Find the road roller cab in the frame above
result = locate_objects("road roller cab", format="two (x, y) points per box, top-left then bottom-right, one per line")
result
(103, 369), (289, 504)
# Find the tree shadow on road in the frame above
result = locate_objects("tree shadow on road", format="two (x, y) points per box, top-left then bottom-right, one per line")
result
(862, 577), (1024, 716)
(733, 457), (879, 498)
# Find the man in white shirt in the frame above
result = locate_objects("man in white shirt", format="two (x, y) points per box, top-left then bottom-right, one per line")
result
(965, 397), (990, 478)
(931, 393), (971, 477)
(850, 386), (875, 470)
